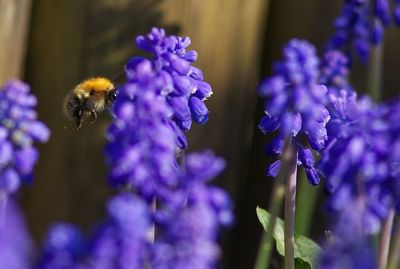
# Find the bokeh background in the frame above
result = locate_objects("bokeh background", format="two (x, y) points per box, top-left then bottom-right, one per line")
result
(1, 0), (400, 268)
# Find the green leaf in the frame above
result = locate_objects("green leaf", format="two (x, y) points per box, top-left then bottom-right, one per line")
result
(256, 207), (322, 269)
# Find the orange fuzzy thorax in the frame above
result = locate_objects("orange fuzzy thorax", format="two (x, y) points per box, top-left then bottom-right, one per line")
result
(79, 77), (114, 92)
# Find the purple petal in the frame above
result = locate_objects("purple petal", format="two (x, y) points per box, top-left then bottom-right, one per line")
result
(258, 115), (280, 134)
(182, 50), (198, 62)
(0, 169), (20, 193)
(305, 167), (320, 186)
(125, 57), (153, 81)
(299, 147), (314, 168)
(258, 76), (286, 97)
(165, 53), (191, 75)
(194, 81), (212, 100)
(173, 76), (197, 96)
(267, 160), (281, 177)
(0, 141), (13, 167)
(22, 121), (50, 142)
(189, 66), (204, 81)
(168, 97), (191, 122)
(189, 97), (209, 124)
(15, 147), (39, 175)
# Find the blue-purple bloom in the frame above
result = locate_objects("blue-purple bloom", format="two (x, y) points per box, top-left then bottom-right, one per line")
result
(0, 80), (50, 195)
(319, 197), (376, 269)
(327, 0), (398, 62)
(106, 28), (216, 197)
(320, 50), (352, 93)
(105, 28), (232, 269)
(258, 39), (330, 185)
(87, 194), (150, 269)
(36, 223), (86, 269)
(153, 151), (232, 269)
(106, 62), (180, 199)
(36, 194), (151, 269)
(135, 28), (212, 133)
(318, 88), (400, 233)
(0, 200), (33, 269)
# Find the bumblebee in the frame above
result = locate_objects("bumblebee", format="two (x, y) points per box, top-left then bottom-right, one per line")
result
(63, 77), (117, 129)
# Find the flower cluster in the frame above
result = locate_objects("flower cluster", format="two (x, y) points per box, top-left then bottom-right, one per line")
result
(106, 28), (217, 197)
(319, 197), (376, 269)
(105, 28), (232, 269)
(327, 0), (399, 62)
(258, 39), (330, 186)
(320, 50), (352, 93)
(36, 194), (150, 269)
(135, 28), (212, 134)
(0, 81), (50, 196)
(153, 152), (232, 269)
(106, 58), (180, 198)
(318, 89), (400, 232)
(0, 200), (33, 269)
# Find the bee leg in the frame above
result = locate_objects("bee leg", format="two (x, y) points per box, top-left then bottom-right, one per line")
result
(76, 109), (83, 130)
(90, 110), (97, 124)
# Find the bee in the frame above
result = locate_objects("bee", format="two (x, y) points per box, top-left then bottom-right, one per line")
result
(63, 77), (117, 130)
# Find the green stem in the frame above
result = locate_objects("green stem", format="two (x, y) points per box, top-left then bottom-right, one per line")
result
(367, 41), (383, 102)
(295, 170), (320, 236)
(254, 138), (294, 269)
(378, 209), (395, 269)
(388, 216), (400, 269)
(254, 179), (285, 269)
(284, 146), (298, 269)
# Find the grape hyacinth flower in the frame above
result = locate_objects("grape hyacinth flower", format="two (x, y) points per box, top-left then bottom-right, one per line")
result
(258, 39), (330, 186)
(36, 193), (151, 269)
(106, 28), (232, 269)
(319, 95), (400, 233)
(320, 50), (353, 93)
(106, 57), (181, 199)
(0, 200), (33, 269)
(107, 28), (215, 197)
(394, 0), (400, 26)
(135, 28), (213, 134)
(87, 193), (150, 269)
(327, 0), (396, 62)
(319, 197), (376, 269)
(36, 223), (86, 269)
(0, 80), (50, 196)
(153, 151), (233, 269)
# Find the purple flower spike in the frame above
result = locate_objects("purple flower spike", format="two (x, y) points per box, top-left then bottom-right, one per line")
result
(0, 80), (50, 195)
(258, 39), (330, 185)
(133, 28), (214, 133)
(36, 194), (151, 269)
(327, 0), (397, 62)
(319, 93), (400, 230)
(0, 200), (33, 269)
(320, 50), (352, 93)
(319, 198), (376, 269)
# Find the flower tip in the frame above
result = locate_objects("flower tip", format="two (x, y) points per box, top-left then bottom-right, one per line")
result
(267, 160), (281, 177)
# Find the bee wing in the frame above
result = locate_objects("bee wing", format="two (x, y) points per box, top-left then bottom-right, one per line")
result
(111, 71), (125, 84)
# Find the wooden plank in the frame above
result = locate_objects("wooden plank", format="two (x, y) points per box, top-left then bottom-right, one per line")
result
(23, 0), (179, 239)
(23, 0), (88, 239)
(0, 0), (32, 84)
(160, 0), (270, 197)
(160, 1), (270, 267)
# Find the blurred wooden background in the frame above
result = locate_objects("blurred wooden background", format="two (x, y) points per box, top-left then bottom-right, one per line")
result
(2, 0), (400, 268)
